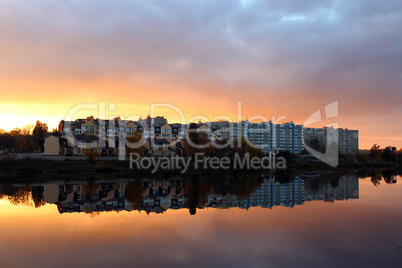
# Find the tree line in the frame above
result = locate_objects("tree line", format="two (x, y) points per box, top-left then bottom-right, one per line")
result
(0, 121), (51, 152)
(368, 143), (402, 163)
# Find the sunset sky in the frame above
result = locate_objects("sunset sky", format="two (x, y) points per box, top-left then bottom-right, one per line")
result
(1, 0), (401, 149)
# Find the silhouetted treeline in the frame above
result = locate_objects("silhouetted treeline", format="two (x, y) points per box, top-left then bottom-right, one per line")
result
(368, 143), (402, 163)
(0, 121), (48, 152)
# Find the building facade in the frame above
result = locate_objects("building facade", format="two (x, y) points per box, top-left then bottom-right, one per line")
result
(47, 116), (358, 157)
(304, 127), (358, 155)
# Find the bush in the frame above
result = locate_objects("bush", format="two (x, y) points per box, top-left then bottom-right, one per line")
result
(0, 155), (16, 169)
(95, 163), (116, 173)
(356, 153), (368, 163)
(84, 148), (100, 163)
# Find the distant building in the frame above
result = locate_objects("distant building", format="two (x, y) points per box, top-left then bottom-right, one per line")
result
(51, 115), (358, 157)
(337, 129), (359, 155)
(43, 132), (74, 156)
(304, 127), (358, 155)
(275, 122), (304, 154)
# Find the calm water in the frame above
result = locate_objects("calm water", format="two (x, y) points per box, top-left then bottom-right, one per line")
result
(0, 173), (401, 267)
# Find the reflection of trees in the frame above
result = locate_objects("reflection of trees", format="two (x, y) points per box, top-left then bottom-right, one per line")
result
(275, 169), (294, 183)
(304, 173), (342, 192)
(356, 169), (369, 179)
(381, 169), (397, 184)
(184, 176), (213, 215)
(330, 178), (340, 189)
(183, 173), (264, 215)
(7, 187), (32, 206)
(82, 206), (100, 217)
(31, 186), (46, 208)
(125, 179), (145, 209)
(196, 179), (213, 209)
(369, 169), (399, 186)
(326, 172), (340, 189)
(0, 185), (46, 207)
(229, 174), (263, 200)
(84, 180), (100, 198)
(90, 211), (100, 218)
(183, 177), (197, 215)
(370, 171), (382, 186)
(307, 177), (321, 192)
(209, 174), (230, 196)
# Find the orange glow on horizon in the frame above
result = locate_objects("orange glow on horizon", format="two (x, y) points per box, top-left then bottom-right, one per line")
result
(1, 71), (401, 149)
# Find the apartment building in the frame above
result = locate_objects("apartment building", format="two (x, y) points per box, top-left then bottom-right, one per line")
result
(275, 122), (304, 154)
(247, 121), (276, 151)
(304, 127), (358, 155)
(49, 116), (357, 157)
(337, 129), (359, 155)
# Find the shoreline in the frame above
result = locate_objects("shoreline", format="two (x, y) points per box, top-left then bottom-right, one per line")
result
(0, 158), (399, 184)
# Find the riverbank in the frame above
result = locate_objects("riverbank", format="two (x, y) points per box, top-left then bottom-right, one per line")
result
(0, 157), (400, 184)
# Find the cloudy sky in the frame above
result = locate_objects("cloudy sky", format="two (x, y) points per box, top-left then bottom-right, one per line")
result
(1, 0), (401, 148)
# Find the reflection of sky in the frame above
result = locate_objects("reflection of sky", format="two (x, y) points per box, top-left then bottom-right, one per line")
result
(1, 178), (402, 267)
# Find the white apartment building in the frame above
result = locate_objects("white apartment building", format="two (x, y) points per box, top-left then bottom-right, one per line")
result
(56, 116), (357, 156)
(305, 127), (358, 155)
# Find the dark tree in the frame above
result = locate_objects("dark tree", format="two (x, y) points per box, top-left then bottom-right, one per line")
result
(369, 143), (381, 159)
(276, 150), (295, 165)
(306, 138), (324, 153)
(381, 146), (395, 162)
(370, 171), (382, 187)
(126, 130), (146, 157)
(32, 121), (48, 151)
(356, 153), (368, 163)
(125, 180), (145, 209)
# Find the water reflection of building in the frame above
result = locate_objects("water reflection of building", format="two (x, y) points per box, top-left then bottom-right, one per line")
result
(210, 176), (305, 210)
(39, 175), (359, 214)
(252, 177), (305, 209)
(304, 176), (359, 203)
(43, 179), (186, 214)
